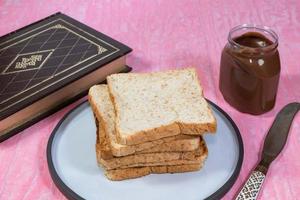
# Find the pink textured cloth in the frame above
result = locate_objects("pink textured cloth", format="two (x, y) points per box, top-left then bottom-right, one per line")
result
(0, 0), (299, 199)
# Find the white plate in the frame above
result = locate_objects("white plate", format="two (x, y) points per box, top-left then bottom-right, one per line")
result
(47, 100), (243, 200)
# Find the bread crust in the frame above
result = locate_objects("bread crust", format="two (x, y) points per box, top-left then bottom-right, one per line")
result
(94, 119), (208, 170)
(94, 117), (208, 170)
(105, 163), (204, 181)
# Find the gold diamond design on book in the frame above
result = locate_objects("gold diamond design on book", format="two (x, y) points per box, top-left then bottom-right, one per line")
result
(2, 49), (54, 75)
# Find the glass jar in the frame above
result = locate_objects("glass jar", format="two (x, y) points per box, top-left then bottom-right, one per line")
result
(219, 24), (280, 115)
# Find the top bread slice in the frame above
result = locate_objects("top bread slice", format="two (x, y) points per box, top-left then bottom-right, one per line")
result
(89, 84), (200, 157)
(107, 68), (217, 145)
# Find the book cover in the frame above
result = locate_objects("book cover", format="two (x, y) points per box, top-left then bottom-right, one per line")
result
(0, 12), (132, 141)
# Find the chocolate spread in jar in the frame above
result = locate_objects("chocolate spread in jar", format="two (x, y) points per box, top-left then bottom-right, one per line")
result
(219, 27), (280, 115)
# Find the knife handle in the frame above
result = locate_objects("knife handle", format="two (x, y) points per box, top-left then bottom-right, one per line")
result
(235, 170), (265, 200)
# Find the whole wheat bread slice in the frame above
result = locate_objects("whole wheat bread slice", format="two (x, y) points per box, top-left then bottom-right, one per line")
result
(105, 163), (204, 181)
(107, 68), (216, 145)
(89, 85), (200, 157)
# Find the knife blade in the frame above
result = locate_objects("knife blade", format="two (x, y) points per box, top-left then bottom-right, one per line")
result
(235, 102), (300, 200)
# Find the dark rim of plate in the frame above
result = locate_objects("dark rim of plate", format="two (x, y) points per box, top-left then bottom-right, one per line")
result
(46, 99), (244, 200)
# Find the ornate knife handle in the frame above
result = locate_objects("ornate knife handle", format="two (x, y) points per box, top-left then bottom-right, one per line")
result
(235, 170), (265, 200)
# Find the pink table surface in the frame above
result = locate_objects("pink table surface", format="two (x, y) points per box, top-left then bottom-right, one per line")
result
(0, 0), (299, 199)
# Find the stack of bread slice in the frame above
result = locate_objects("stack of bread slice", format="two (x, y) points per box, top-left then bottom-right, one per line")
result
(88, 68), (216, 180)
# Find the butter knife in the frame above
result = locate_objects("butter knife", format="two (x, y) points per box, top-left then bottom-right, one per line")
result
(235, 102), (300, 200)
